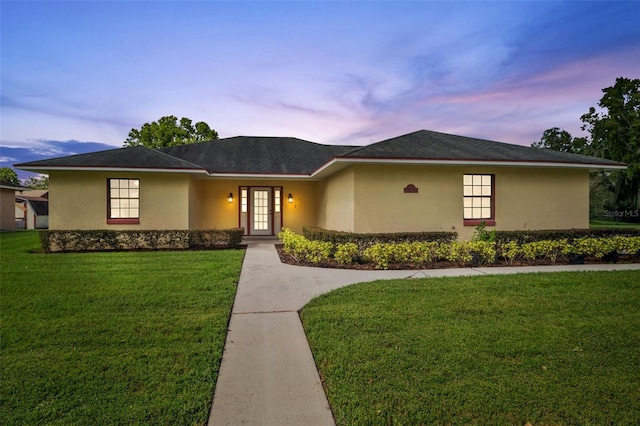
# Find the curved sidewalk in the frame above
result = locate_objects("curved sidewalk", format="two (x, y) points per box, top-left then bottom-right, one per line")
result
(208, 242), (640, 426)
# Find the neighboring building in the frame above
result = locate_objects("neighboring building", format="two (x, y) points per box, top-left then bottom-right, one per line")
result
(15, 191), (49, 229)
(15, 130), (626, 240)
(1, 181), (26, 231)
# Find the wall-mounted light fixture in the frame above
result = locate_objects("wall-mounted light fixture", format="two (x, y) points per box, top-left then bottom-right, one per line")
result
(228, 193), (234, 203)
(288, 193), (293, 203)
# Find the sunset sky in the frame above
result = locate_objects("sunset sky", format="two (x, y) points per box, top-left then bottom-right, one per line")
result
(1, 1), (639, 175)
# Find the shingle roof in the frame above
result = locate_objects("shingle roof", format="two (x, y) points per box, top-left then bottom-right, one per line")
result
(160, 136), (356, 175)
(341, 130), (625, 167)
(1, 181), (26, 190)
(29, 200), (49, 216)
(14, 130), (626, 176)
(15, 146), (204, 171)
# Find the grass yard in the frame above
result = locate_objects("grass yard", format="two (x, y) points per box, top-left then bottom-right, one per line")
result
(302, 271), (640, 425)
(590, 219), (640, 229)
(0, 231), (244, 425)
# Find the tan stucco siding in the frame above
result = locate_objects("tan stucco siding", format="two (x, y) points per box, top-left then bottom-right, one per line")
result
(192, 179), (318, 234)
(346, 165), (589, 240)
(317, 168), (355, 232)
(1, 189), (16, 231)
(495, 168), (589, 233)
(49, 171), (190, 230)
(188, 179), (203, 229)
(46, 165), (590, 237)
(352, 165), (460, 234)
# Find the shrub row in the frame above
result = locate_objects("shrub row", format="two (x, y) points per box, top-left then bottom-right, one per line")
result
(39, 228), (245, 253)
(493, 228), (640, 244)
(279, 228), (640, 269)
(302, 226), (457, 247)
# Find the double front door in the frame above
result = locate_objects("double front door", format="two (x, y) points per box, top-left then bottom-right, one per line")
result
(239, 186), (283, 236)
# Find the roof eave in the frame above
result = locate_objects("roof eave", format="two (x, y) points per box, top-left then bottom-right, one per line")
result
(312, 157), (627, 177)
(1, 184), (27, 190)
(204, 172), (316, 180)
(14, 165), (209, 175)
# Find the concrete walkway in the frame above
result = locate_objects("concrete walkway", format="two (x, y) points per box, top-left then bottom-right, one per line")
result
(208, 242), (640, 426)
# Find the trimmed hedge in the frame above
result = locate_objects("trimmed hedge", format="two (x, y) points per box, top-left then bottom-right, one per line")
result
(39, 228), (245, 253)
(494, 228), (640, 244)
(190, 229), (244, 248)
(279, 228), (640, 270)
(302, 226), (457, 247)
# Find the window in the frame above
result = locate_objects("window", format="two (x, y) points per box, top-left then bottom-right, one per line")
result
(107, 178), (140, 224)
(274, 189), (281, 213)
(463, 174), (495, 226)
(241, 189), (248, 213)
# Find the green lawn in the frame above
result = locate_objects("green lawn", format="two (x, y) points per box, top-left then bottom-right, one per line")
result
(302, 271), (640, 425)
(0, 231), (244, 425)
(590, 219), (640, 229)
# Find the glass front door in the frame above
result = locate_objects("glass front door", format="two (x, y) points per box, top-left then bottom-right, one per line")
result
(239, 186), (283, 236)
(251, 188), (272, 235)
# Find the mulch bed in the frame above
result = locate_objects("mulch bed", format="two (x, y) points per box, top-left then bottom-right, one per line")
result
(275, 244), (635, 270)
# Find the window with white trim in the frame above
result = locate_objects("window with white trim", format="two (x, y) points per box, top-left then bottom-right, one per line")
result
(463, 174), (494, 224)
(108, 178), (140, 223)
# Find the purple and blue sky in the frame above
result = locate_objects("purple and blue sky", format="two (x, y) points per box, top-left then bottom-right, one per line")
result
(1, 1), (639, 177)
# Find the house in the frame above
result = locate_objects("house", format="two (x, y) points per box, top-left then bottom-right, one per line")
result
(15, 190), (49, 229)
(15, 129), (626, 240)
(1, 181), (26, 231)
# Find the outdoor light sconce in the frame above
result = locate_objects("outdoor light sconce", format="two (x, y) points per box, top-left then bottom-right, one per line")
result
(288, 193), (293, 203)
(228, 193), (234, 203)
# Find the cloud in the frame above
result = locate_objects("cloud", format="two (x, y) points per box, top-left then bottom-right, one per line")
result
(3, 139), (116, 172)
(1, 1), (637, 153)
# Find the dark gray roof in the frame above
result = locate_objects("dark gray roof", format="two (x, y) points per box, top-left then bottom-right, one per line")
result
(15, 130), (626, 175)
(29, 200), (49, 216)
(15, 146), (204, 171)
(160, 136), (356, 175)
(342, 130), (625, 167)
(0, 181), (26, 190)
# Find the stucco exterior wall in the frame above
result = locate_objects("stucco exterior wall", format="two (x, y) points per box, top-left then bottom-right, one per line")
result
(45, 165), (590, 237)
(191, 179), (318, 234)
(316, 168), (355, 232)
(0, 189), (16, 231)
(494, 167), (589, 234)
(352, 164), (460, 234)
(188, 179), (202, 230)
(347, 164), (589, 240)
(49, 171), (190, 230)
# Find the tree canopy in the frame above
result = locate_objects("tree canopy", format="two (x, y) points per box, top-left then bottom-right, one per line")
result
(123, 116), (218, 148)
(24, 175), (49, 189)
(0, 167), (21, 186)
(580, 77), (639, 178)
(531, 127), (587, 154)
(581, 77), (639, 211)
(533, 77), (640, 212)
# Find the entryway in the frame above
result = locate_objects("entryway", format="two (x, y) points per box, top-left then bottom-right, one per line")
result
(239, 186), (283, 236)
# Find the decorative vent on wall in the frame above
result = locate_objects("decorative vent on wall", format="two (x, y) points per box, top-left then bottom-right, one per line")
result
(404, 184), (419, 193)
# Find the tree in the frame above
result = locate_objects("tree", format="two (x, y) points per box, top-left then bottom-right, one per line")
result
(0, 167), (21, 186)
(123, 116), (218, 148)
(24, 175), (49, 189)
(581, 77), (640, 210)
(531, 127), (587, 154)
